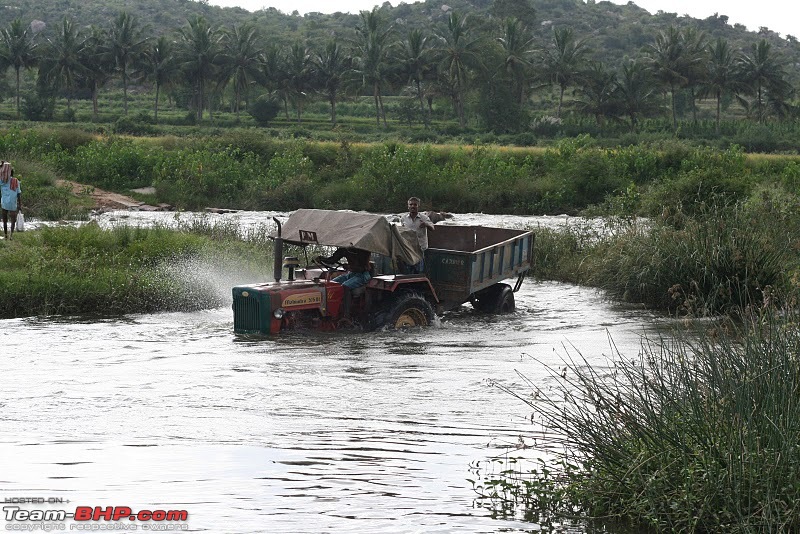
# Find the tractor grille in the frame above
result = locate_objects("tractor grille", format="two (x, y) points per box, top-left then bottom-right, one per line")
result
(233, 295), (262, 333)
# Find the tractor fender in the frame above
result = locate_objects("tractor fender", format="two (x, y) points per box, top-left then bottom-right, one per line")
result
(366, 275), (439, 304)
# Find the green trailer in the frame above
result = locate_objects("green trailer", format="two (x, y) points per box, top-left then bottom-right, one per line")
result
(371, 223), (535, 313)
(423, 225), (534, 313)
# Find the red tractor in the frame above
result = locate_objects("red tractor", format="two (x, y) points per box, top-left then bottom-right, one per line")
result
(232, 209), (534, 335)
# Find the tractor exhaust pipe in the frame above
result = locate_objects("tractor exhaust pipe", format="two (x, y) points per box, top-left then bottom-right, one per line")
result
(273, 217), (283, 282)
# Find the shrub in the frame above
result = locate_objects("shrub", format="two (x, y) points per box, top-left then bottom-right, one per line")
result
(62, 107), (77, 123)
(209, 129), (279, 163)
(529, 115), (563, 137)
(583, 201), (790, 313)
(152, 146), (267, 209)
(731, 122), (780, 153)
(249, 95), (280, 126)
(113, 115), (157, 136)
(48, 128), (97, 152)
(352, 143), (441, 211)
(21, 92), (54, 121)
(0, 224), (273, 317)
(639, 147), (751, 217)
(68, 138), (164, 190)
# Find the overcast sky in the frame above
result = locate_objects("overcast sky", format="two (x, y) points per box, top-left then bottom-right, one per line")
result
(204, 0), (800, 39)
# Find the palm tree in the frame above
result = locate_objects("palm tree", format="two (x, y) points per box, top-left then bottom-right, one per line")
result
(697, 38), (747, 133)
(540, 26), (590, 119)
(737, 39), (792, 122)
(219, 24), (264, 118)
(261, 44), (290, 120)
(104, 11), (149, 115)
(395, 29), (433, 127)
(38, 17), (86, 112)
(350, 7), (394, 127)
(436, 11), (481, 128)
(680, 27), (708, 124)
(615, 60), (660, 133)
(284, 40), (312, 123)
(140, 36), (179, 123)
(79, 25), (113, 121)
(496, 17), (535, 106)
(178, 15), (222, 121)
(0, 19), (38, 119)
(574, 61), (618, 128)
(313, 40), (350, 125)
(645, 26), (699, 130)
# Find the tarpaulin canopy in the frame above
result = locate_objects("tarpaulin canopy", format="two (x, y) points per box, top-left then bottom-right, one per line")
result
(272, 209), (423, 265)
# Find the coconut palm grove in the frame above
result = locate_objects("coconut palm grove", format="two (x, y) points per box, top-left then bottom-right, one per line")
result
(0, 0), (798, 143)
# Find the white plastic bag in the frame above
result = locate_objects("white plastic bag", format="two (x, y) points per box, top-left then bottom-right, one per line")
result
(16, 212), (24, 232)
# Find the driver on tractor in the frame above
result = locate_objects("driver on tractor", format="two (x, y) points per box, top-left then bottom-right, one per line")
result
(314, 247), (372, 289)
(314, 247), (372, 319)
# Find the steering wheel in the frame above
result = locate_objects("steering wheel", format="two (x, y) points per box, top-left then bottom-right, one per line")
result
(315, 256), (344, 271)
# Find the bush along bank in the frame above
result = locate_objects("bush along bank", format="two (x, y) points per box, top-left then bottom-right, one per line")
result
(4, 126), (800, 218)
(7, 125), (800, 317)
(531, 189), (800, 316)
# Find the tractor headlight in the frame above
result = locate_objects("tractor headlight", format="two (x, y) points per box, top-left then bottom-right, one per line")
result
(273, 308), (286, 319)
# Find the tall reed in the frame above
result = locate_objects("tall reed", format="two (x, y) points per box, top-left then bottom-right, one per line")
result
(582, 199), (794, 314)
(489, 308), (800, 531)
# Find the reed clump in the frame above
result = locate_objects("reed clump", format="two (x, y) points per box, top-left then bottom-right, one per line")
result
(485, 191), (800, 530)
(583, 196), (797, 314)
(531, 190), (800, 315)
(483, 307), (800, 532)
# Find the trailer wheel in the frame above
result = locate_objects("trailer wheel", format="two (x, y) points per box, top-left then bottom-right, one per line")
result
(473, 283), (515, 314)
(375, 291), (434, 330)
(496, 286), (516, 313)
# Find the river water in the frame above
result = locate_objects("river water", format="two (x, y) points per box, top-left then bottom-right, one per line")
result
(2, 211), (666, 533)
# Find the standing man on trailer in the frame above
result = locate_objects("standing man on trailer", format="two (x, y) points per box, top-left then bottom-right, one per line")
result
(401, 196), (435, 274)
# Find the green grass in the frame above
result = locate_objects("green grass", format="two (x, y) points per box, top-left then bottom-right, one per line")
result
(528, 191), (800, 315)
(583, 197), (797, 314)
(0, 221), (275, 318)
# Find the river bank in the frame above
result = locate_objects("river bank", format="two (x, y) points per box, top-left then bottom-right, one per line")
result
(5, 127), (800, 221)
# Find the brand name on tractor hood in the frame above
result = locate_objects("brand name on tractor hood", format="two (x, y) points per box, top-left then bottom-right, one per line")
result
(282, 293), (322, 307)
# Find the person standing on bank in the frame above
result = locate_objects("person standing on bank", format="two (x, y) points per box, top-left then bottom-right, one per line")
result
(0, 162), (21, 239)
(401, 196), (434, 273)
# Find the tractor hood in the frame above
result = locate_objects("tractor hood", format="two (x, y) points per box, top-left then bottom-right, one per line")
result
(272, 209), (423, 265)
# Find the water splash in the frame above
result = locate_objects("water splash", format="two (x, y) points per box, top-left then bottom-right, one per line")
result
(154, 252), (273, 309)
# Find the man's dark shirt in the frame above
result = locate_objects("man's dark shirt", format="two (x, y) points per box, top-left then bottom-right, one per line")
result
(327, 247), (371, 273)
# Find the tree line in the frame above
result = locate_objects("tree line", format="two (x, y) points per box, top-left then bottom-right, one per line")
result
(0, 7), (796, 133)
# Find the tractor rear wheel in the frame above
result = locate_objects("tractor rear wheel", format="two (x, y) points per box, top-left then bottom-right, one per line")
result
(374, 291), (434, 330)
